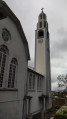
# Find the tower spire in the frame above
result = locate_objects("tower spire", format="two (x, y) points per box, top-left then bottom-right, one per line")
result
(41, 8), (44, 12)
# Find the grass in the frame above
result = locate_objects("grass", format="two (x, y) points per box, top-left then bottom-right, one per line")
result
(54, 106), (67, 119)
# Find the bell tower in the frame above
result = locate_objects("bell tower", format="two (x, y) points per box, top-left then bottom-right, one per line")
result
(35, 9), (52, 108)
(35, 8), (48, 75)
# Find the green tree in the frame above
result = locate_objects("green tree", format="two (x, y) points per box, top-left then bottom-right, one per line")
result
(57, 74), (67, 89)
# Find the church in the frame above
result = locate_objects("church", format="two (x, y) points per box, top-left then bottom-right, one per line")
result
(0, 1), (52, 119)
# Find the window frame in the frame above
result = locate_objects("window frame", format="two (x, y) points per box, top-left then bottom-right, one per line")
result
(8, 58), (17, 88)
(37, 76), (43, 91)
(28, 73), (35, 91)
(0, 45), (9, 87)
(40, 21), (42, 28)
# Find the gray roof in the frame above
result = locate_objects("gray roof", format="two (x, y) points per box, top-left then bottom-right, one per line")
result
(28, 67), (44, 77)
(0, 0), (30, 60)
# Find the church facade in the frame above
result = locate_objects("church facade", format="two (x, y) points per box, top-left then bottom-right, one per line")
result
(0, 1), (52, 119)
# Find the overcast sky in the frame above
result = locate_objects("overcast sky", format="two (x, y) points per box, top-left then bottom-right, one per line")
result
(4, 0), (67, 91)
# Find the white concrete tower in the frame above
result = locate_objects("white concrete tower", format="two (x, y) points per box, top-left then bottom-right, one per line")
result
(35, 9), (52, 108)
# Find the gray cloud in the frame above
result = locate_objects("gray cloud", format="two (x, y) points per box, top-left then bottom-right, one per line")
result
(51, 36), (67, 59)
(57, 28), (67, 36)
(4, 0), (67, 91)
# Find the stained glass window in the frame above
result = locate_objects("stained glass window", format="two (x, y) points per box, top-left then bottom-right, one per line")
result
(0, 45), (8, 87)
(8, 58), (17, 88)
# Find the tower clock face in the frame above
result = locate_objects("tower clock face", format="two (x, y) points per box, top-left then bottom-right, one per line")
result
(2, 29), (10, 41)
(38, 39), (43, 43)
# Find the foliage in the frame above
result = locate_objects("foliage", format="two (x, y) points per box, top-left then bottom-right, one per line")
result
(55, 106), (60, 109)
(54, 106), (67, 119)
(54, 113), (67, 119)
(48, 106), (56, 112)
(64, 102), (67, 106)
(63, 110), (67, 114)
(57, 74), (67, 88)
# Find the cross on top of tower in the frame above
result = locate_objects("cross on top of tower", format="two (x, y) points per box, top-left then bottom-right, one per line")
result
(41, 8), (44, 12)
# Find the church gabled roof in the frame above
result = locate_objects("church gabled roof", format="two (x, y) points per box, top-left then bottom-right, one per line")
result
(28, 67), (44, 77)
(0, 0), (30, 60)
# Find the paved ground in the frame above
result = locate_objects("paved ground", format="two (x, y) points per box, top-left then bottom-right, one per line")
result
(44, 110), (56, 119)
(33, 110), (56, 119)
(50, 117), (54, 119)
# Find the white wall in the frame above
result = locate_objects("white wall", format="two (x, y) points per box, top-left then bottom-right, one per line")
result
(0, 16), (28, 119)
(28, 70), (44, 114)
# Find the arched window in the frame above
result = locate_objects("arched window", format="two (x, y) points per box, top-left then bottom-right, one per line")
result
(0, 45), (8, 87)
(37, 76), (43, 91)
(40, 14), (42, 19)
(28, 73), (35, 90)
(44, 21), (46, 28)
(29, 73), (32, 89)
(40, 21), (42, 28)
(43, 14), (46, 19)
(8, 58), (17, 88)
(38, 30), (44, 38)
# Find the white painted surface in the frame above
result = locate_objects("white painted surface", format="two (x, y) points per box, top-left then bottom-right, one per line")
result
(0, 16), (28, 119)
